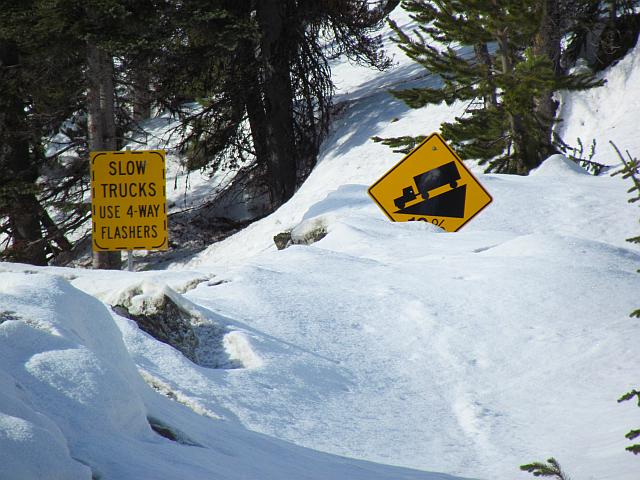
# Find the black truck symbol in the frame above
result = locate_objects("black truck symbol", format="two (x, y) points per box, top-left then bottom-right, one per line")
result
(394, 161), (461, 210)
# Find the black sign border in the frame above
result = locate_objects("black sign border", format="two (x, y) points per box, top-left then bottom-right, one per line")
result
(90, 150), (168, 251)
(367, 132), (492, 232)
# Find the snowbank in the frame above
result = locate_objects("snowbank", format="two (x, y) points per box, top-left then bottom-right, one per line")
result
(557, 41), (640, 166)
(0, 270), (466, 480)
(530, 154), (590, 176)
(0, 272), (149, 479)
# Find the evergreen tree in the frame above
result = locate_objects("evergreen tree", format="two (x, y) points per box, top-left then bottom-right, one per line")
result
(0, 38), (47, 265)
(0, 0), (85, 265)
(1, 0), (398, 264)
(565, 1), (640, 71)
(0, 0), (170, 267)
(378, 0), (602, 174)
(157, 0), (398, 208)
(28, 0), (128, 269)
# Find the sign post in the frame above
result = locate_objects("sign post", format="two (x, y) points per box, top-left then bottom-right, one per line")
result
(90, 150), (168, 257)
(368, 133), (492, 232)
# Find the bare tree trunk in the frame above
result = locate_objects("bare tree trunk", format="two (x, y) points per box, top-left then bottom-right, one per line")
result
(256, 0), (298, 207)
(131, 61), (152, 123)
(8, 193), (48, 266)
(239, 36), (279, 209)
(533, 0), (562, 157)
(87, 41), (121, 270)
(38, 204), (72, 252)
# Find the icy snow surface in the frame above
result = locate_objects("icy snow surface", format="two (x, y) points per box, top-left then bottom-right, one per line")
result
(1, 6), (640, 480)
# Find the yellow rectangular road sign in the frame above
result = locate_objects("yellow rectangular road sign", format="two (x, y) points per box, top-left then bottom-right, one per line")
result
(90, 150), (168, 251)
(368, 133), (492, 232)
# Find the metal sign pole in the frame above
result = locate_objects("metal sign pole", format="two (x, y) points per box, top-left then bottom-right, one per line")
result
(125, 146), (134, 272)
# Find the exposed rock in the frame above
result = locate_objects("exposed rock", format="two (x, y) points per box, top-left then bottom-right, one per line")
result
(112, 289), (201, 364)
(173, 276), (211, 294)
(274, 217), (328, 250)
(105, 281), (261, 369)
(0, 310), (20, 325)
(291, 220), (327, 246)
(147, 416), (203, 446)
(273, 231), (292, 250)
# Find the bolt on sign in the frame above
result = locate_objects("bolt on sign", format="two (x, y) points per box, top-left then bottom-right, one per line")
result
(90, 150), (168, 251)
(368, 133), (492, 232)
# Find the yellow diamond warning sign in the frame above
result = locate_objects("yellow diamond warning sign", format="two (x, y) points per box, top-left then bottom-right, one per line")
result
(368, 133), (491, 232)
(90, 150), (168, 251)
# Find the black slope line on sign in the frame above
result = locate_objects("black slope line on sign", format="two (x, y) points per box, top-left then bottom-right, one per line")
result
(396, 184), (467, 218)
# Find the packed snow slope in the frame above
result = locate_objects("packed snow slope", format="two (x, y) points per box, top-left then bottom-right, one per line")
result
(1, 6), (640, 480)
(0, 270), (468, 480)
(178, 8), (639, 478)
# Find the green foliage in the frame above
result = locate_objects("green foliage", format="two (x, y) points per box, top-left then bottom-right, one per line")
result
(379, 0), (604, 174)
(618, 390), (640, 454)
(520, 457), (571, 479)
(371, 135), (425, 154)
(441, 105), (509, 171)
(554, 137), (608, 175)
(158, 0), (396, 206)
(611, 141), (640, 454)
(0, 0), (89, 262)
(610, 143), (640, 308)
(611, 142), (640, 207)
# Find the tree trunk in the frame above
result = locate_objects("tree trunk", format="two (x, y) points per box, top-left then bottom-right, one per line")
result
(8, 193), (48, 265)
(0, 41), (47, 265)
(533, 0), (562, 158)
(599, 0), (620, 66)
(87, 41), (121, 269)
(256, 0), (298, 207)
(496, 31), (540, 174)
(131, 61), (152, 123)
(38, 203), (72, 253)
(474, 42), (498, 108)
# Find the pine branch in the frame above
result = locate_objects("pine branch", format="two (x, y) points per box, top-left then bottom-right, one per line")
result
(610, 142), (640, 452)
(378, 1), (604, 174)
(610, 141), (640, 204)
(553, 136), (607, 175)
(618, 389), (640, 407)
(626, 444), (640, 455)
(520, 458), (571, 479)
(618, 389), (640, 454)
(371, 135), (425, 154)
(626, 429), (640, 441)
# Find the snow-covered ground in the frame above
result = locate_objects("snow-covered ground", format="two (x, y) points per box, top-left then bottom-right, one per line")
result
(1, 7), (639, 480)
